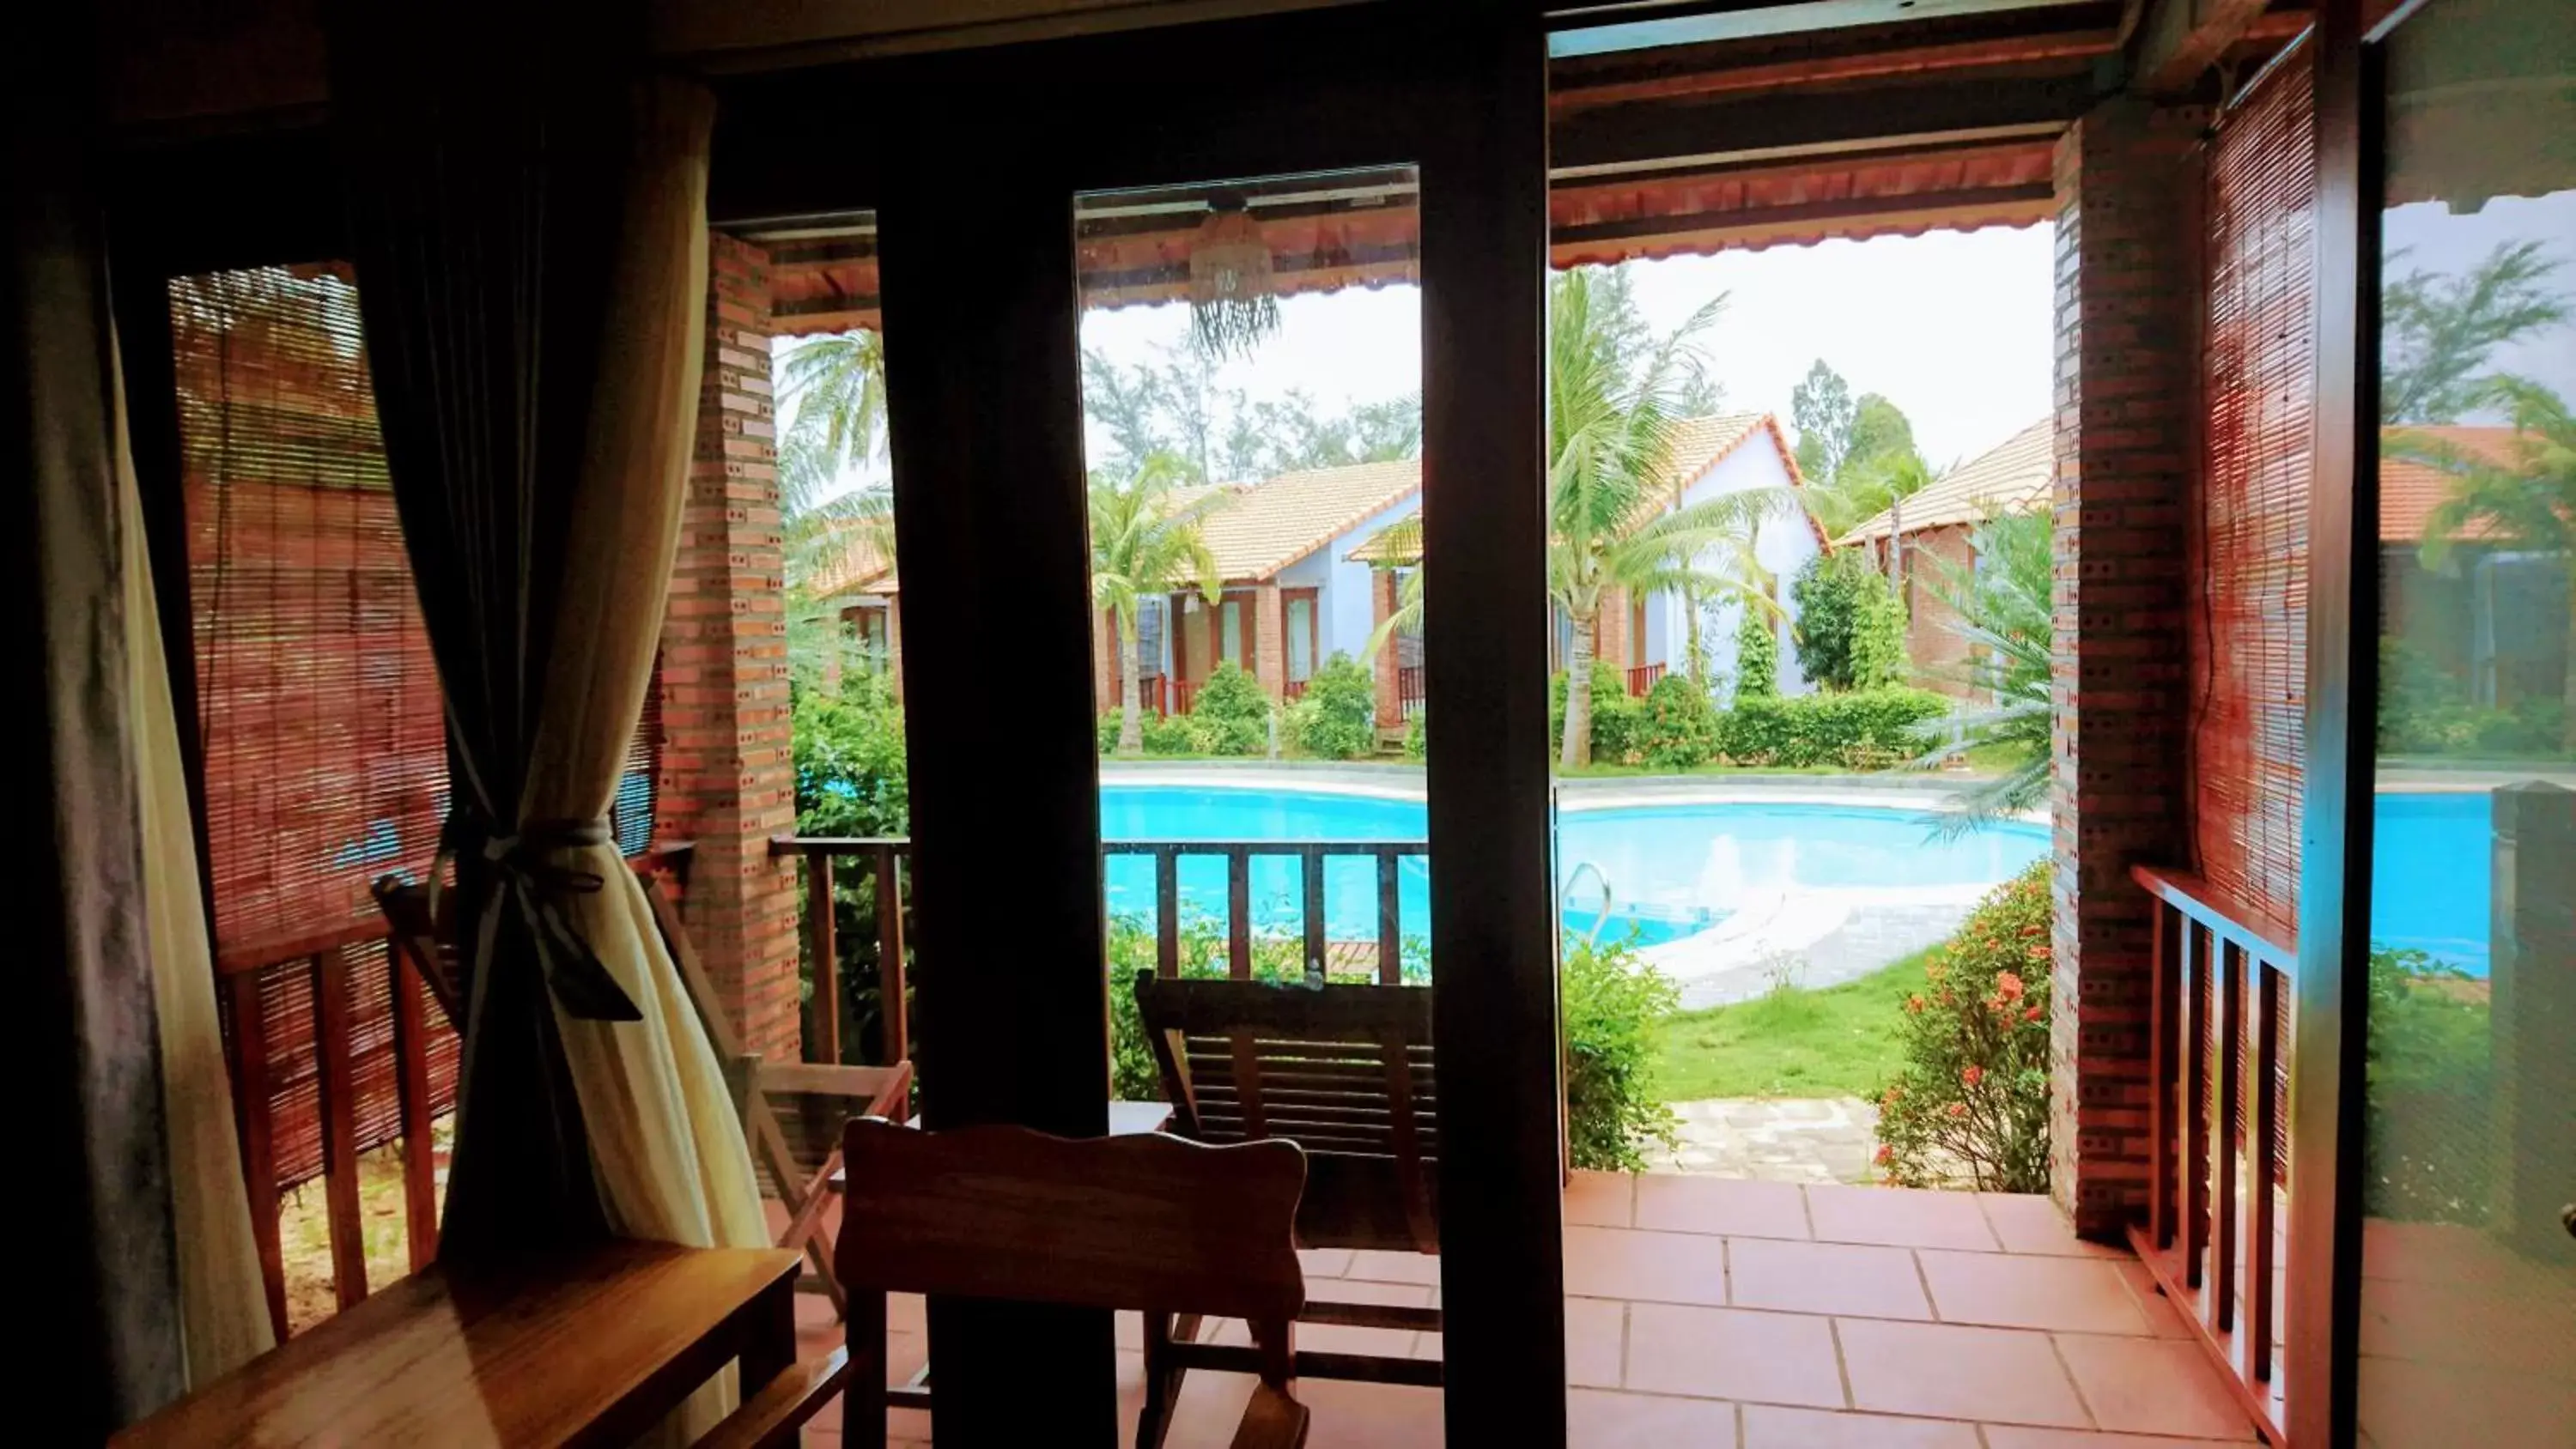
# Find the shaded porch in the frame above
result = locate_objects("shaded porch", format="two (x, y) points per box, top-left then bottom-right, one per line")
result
(785, 1175), (2265, 1447)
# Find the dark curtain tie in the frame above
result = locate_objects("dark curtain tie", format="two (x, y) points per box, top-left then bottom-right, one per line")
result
(432, 814), (644, 1022)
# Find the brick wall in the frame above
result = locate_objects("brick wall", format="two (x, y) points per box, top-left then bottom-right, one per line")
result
(1595, 586), (1631, 675)
(1373, 571), (1404, 726)
(1253, 580), (1286, 698)
(659, 234), (804, 1065)
(2047, 97), (2198, 1235)
(1904, 527), (1979, 697)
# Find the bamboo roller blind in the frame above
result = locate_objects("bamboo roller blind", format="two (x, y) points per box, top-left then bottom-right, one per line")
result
(2195, 47), (2314, 1187)
(2194, 45), (2314, 927)
(172, 264), (660, 1191)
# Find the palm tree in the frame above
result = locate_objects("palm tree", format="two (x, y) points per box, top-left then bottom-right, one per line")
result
(2399, 376), (2576, 751)
(1908, 508), (2052, 835)
(1091, 456), (1228, 754)
(1547, 270), (1783, 769)
(776, 330), (894, 684)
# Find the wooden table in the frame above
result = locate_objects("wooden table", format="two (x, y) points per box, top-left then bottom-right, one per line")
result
(114, 1241), (802, 1449)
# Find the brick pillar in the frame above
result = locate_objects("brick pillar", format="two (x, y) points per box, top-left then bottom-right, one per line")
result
(2048, 97), (2197, 1235)
(1252, 580), (1286, 699)
(1595, 586), (1632, 677)
(884, 596), (905, 705)
(1372, 570), (1403, 727)
(1092, 606), (1119, 713)
(660, 233), (803, 1066)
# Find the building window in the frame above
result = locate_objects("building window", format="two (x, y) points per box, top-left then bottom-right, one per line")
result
(1286, 596), (1315, 682)
(1220, 597), (1244, 667)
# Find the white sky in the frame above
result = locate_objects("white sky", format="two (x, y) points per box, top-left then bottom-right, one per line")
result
(1073, 222), (2062, 473)
(2382, 191), (2576, 416)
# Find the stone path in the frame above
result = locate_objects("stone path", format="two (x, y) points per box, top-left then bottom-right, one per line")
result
(1646, 1095), (1882, 1184)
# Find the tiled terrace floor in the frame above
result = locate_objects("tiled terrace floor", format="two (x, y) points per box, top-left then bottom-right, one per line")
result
(792, 1173), (2265, 1447)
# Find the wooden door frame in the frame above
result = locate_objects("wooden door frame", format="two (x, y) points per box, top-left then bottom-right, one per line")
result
(716, 9), (1564, 1442)
(1282, 585), (1321, 682)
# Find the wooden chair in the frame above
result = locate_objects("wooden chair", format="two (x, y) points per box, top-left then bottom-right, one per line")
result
(1131, 973), (1442, 1390)
(836, 1116), (1314, 1449)
(371, 871), (913, 1319)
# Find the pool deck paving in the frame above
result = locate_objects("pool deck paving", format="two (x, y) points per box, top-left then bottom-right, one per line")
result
(1651, 1096), (1884, 1185)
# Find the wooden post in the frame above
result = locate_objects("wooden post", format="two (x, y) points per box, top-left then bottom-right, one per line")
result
(2214, 941), (2244, 1332)
(875, 844), (909, 1065)
(1377, 850), (1404, 985)
(808, 852), (839, 1066)
(2488, 782), (2573, 1255)
(313, 948), (368, 1309)
(1301, 848), (1327, 982)
(1154, 847), (1181, 979)
(1227, 852), (1253, 982)
(227, 969), (289, 1339)
(390, 944), (440, 1273)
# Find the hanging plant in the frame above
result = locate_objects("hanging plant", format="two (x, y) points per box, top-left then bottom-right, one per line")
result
(1187, 195), (1280, 361)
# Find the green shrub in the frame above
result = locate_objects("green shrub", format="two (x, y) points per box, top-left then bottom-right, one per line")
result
(1792, 552), (1900, 691)
(1735, 608), (1778, 701)
(1550, 663), (1646, 765)
(1716, 687), (1948, 768)
(791, 673), (912, 1064)
(1404, 706), (1427, 761)
(1105, 911), (1427, 1100)
(1639, 673), (1722, 769)
(1874, 863), (2052, 1191)
(1291, 652), (1378, 760)
(2363, 945), (2493, 1223)
(1190, 662), (1272, 755)
(1563, 933), (1683, 1172)
(1850, 573), (1910, 689)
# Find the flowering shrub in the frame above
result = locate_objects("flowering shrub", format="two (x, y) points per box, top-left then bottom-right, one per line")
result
(1874, 862), (2053, 1191)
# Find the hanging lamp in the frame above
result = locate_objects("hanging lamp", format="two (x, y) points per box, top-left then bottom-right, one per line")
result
(1187, 192), (1279, 361)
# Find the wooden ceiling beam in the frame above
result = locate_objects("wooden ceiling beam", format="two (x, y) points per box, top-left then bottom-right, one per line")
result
(1551, 68), (2103, 173)
(2132, 0), (2300, 95)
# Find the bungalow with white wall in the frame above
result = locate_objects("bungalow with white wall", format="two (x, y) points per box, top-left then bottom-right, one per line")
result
(1351, 411), (1825, 728)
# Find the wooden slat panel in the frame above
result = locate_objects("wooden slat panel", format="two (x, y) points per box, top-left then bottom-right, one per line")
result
(809, 853), (840, 1065)
(313, 949), (368, 1309)
(872, 844), (908, 1066)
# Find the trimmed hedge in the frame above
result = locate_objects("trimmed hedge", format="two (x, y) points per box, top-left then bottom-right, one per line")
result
(1715, 687), (1949, 769)
(1550, 663), (1645, 763)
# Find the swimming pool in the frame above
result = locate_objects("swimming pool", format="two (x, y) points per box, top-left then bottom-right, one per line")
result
(2369, 791), (2495, 974)
(1097, 785), (2053, 949)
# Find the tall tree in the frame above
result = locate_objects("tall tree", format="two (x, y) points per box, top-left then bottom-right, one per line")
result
(1791, 360), (1856, 484)
(1091, 456), (1229, 755)
(2381, 241), (2569, 425)
(2399, 376), (2576, 750)
(1548, 270), (1781, 768)
(776, 330), (896, 681)
(1844, 393), (1917, 474)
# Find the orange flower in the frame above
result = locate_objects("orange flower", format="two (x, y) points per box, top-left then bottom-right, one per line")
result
(2025, 1003), (2044, 1022)
(1996, 971), (2025, 1002)
(1961, 1064), (1984, 1088)
(1947, 1101), (1969, 1118)
(1907, 994), (1926, 1014)
(1874, 1144), (1893, 1165)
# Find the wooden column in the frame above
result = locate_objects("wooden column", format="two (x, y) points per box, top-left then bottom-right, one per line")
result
(2488, 782), (2574, 1255)
(877, 77), (1115, 1440)
(1419, 16), (1564, 1445)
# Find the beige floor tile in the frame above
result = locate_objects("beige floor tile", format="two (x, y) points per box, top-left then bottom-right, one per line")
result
(1917, 1249), (2153, 1333)
(1740, 1404), (1980, 1447)
(1978, 1194), (2130, 1258)
(1634, 1175), (1813, 1240)
(1570, 1388), (1740, 1447)
(1564, 1295), (1628, 1388)
(1807, 1184), (2001, 1251)
(1564, 1225), (1732, 1307)
(2055, 1332), (2260, 1440)
(1728, 1237), (1931, 1320)
(1567, 1171), (1637, 1228)
(1345, 1249), (1443, 1286)
(1837, 1318), (2088, 1427)
(1624, 1303), (1846, 1407)
(1983, 1429), (2256, 1448)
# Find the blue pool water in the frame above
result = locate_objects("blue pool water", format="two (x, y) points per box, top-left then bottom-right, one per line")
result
(2369, 792), (2494, 975)
(1097, 786), (2053, 950)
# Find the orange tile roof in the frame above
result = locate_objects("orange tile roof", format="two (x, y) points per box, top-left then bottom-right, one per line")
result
(1346, 410), (1808, 566)
(1197, 458), (1424, 582)
(806, 527), (896, 598)
(1836, 418), (2055, 545)
(2379, 426), (2520, 543)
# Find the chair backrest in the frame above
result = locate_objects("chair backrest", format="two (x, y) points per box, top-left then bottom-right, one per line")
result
(1132, 973), (1438, 1254)
(835, 1117), (1308, 1324)
(371, 876), (466, 1030)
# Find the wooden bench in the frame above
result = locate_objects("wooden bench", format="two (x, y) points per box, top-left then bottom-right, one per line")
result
(1133, 973), (1443, 1390)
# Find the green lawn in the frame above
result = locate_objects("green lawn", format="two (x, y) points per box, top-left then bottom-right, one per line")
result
(1648, 950), (1927, 1101)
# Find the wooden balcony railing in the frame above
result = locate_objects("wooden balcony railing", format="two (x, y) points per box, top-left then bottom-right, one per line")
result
(1395, 664), (1426, 719)
(2130, 864), (2295, 1445)
(1171, 678), (1202, 716)
(1625, 662), (1666, 697)
(1103, 840), (1429, 985)
(219, 843), (693, 1339)
(1282, 678), (1309, 702)
(769, 837), (913, 1068)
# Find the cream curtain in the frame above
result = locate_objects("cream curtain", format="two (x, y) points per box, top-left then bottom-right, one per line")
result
(530, 78), (765, 1261)
(113, 334), (276, 1384)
